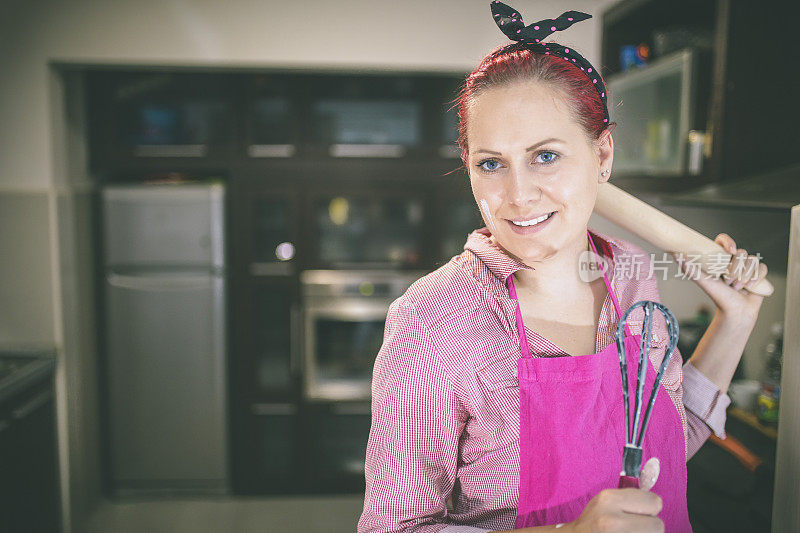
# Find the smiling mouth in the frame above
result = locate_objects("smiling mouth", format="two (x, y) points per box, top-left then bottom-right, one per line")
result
(508, 211), (556, 227)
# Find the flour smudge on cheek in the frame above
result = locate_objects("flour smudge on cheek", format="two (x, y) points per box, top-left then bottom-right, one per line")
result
(479, 198), (497, 233)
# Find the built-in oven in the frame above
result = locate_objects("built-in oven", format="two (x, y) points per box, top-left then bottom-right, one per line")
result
(300, 269), (425, 402)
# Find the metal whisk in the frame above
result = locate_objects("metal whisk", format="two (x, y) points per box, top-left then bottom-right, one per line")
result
(615, 300), (679, 488)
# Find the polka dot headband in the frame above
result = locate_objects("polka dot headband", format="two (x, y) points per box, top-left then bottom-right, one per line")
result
(490, 1), (610, 124)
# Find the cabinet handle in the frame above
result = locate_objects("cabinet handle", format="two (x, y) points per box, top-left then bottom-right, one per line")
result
(332, 403), (371, 416)
(12, 390), (52, 420)
(247, 144), (296, 158)
(133, 144), (207, 157)
(251, 403), (297, 416)
(329, 144), (405, 158)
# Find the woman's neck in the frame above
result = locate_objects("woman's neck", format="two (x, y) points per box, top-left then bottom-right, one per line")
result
(492, 230), (595, 298)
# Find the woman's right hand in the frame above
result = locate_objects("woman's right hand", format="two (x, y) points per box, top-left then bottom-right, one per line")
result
(566, 487), (664, 533)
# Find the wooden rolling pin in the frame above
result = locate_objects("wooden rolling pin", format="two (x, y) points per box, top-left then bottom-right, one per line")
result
(594, 182), (774, 297)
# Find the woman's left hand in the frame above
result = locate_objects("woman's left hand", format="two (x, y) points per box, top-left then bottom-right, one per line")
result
(672, 233), (768, 324)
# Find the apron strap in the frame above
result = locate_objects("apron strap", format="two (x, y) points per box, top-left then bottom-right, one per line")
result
(587, 229), (632, 338)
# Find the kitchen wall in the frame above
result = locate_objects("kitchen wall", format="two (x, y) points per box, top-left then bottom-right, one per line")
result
(3, 1), (790, 532)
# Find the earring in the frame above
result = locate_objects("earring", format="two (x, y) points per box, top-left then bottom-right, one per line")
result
(601, 169), (610, 176)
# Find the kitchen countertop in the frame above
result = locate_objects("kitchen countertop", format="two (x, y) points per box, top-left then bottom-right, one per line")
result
(0, 347), (56, 404)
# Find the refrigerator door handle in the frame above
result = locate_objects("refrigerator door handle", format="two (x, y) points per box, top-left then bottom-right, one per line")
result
(107, 273), (214, 291)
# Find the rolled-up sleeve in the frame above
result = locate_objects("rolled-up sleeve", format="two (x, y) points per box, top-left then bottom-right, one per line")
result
(683, 360), (731, 461)
(357, 299), (469, 533)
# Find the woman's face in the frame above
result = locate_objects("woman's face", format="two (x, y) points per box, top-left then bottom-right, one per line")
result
(466, 80), (613, 265)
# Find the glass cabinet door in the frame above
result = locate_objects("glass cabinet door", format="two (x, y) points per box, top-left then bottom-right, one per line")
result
(313, 99), (421, 147)
(251, 281), (296, 397)
(111, 72), (233, 158)
(308, 75), (424, 157)
(312, 193), (425, 267)
(607, 49), (695, 175)
(250, 192), (297, 276)
(246, 74), (297, 158)
(238, 189), (300, 398)
(439, 76), (464, 159)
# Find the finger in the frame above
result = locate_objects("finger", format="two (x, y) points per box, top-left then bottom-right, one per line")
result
(735, 248), (748, 274)
(619, 514), (665, 533)
(639, 457), (660, 491)
(731, 249), (750, 289)
(715, 233), (737, 254)
(742, 255), (762, 283)
(723, 248), (746, 286)
(615, 488), (663, 516)
(744, 262), (769, 290)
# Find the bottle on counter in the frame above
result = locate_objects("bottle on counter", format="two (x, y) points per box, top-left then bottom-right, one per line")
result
(756, 322), (783, 426)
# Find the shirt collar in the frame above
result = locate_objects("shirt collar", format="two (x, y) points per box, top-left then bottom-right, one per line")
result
(463, 226), (616, 284)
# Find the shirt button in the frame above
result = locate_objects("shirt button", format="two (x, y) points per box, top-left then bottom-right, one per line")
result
(513, 367), (518, 378)
(653, 333), (660, 342)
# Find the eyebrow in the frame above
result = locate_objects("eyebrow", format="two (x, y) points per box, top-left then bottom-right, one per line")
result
(474, 138), (565, 155)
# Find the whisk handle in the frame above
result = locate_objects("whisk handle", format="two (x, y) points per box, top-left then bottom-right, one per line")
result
(618, 475), (640, 489)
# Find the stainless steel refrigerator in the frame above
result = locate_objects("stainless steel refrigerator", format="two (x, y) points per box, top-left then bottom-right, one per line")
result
(102, 182), (228, 495)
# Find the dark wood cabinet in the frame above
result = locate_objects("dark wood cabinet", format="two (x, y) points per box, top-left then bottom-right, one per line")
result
(87, 71), (237, 169)
(0, 357), (60, 533)
(303, 402), (372, 493)
(86, 68), (473, 495)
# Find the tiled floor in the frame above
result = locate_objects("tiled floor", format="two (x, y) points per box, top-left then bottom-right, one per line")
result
(85, 495), (365, 533)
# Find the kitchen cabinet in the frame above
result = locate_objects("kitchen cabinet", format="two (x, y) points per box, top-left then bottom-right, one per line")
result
(87, 68), (473, 496)
(236, 406), (301, 494)
(687, 408), (776, 532)
(308, 188), (428, 269)
(87, 71), (237, 169)
(305, 74), (430, 159)
(245, 74), (299, 158)
(0, 352), (60, 533)
(303, 403), (371, 494)
(601, 0), (799, 190)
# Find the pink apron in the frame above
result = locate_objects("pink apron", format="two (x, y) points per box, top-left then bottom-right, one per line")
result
(508, 229), (692, 532)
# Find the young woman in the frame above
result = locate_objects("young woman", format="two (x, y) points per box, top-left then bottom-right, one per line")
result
(357, 24), (768, 533)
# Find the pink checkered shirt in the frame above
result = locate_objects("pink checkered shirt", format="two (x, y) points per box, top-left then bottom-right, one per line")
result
(358, 227), (730, 533)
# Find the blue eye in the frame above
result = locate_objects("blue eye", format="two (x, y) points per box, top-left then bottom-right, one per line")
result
(536, 151), (559, 164)
(476, 159), (501, 172)
(475, 151), (559, 173)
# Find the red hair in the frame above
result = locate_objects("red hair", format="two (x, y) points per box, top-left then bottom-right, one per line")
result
(452, 41), (612, 164)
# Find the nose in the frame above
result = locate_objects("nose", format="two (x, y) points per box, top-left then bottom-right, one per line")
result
(506, 165), (541, 206)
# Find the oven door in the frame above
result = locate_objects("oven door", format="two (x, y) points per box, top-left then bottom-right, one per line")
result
(303, 298), (392, 402)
